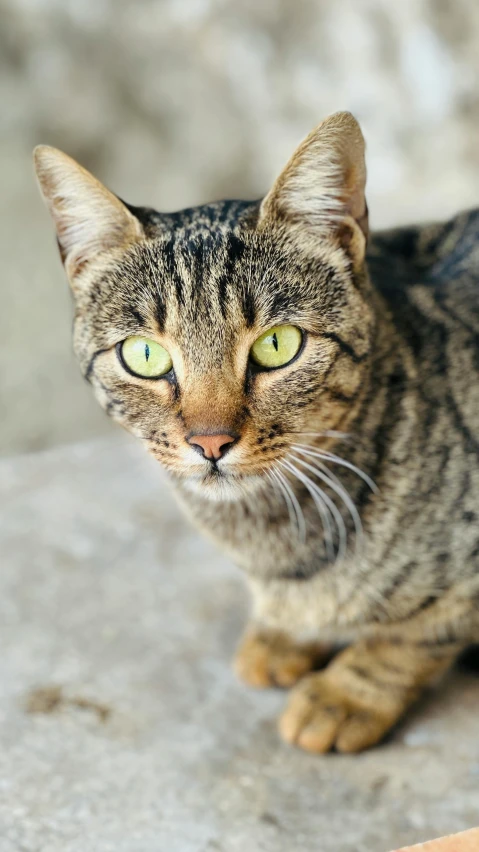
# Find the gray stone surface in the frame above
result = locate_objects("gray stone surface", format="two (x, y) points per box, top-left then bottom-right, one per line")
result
(2, 0), (479, 454)
(0, 436), (478, 851)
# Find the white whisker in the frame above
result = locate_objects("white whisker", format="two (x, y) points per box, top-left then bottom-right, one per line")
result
(267, 468), (296, 536)
(277, 468), (307, 545)
(281, 458), (345, 561)
(271, 466), (306, 544)
(295, 430), (351, 440)
(293, 444), (378, 494)
(288, 452), (364, 554)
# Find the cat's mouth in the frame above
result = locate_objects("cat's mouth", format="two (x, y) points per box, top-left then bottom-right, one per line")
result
(183, 464), (266, 502)
(150, 439), (271, 502)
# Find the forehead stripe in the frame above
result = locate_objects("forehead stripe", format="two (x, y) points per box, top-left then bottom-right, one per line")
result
(217, 233), (247, 320)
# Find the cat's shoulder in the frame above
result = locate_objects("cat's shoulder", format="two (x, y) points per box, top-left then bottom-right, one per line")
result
(368, 207), (479, 300)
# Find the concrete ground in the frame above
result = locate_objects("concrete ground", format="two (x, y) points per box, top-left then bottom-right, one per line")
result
(1, 436), (478, 852)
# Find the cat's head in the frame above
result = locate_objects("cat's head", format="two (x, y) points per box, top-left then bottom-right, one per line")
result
(34, 112), (374, 501)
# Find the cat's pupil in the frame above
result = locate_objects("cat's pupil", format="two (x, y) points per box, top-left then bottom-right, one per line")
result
(272, 333), (278, 352)
(145, 344), (150, 362)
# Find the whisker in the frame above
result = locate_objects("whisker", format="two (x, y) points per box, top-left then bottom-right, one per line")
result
(273, 466), (307, 545)
(288, 452), (364, 555)
(293, 450), (344, 491)
(267, 468), (296, 537)
(281, 458), (347, 561)
(280, 458), (337, 562)
(293, 444), (378, 494)
(290, 452), (357, 556)
(294, 430), (351, 440)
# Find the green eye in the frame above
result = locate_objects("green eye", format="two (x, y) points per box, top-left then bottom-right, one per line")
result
(250, 325), (303, 369)
(120, 336), (173, 378)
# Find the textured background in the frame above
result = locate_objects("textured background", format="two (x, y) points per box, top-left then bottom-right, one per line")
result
(2, 0), (479, 454)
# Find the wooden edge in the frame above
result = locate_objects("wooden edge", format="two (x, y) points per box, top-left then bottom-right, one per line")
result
(393, 826), (479, 851)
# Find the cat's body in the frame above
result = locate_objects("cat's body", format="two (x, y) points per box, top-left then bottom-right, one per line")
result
(35, 113), (479, 753)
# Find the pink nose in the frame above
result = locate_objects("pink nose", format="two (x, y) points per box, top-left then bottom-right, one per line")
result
(187, 433), (236, 461)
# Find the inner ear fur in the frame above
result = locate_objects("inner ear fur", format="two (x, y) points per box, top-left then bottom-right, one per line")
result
(259, 111), (368, 269)
(34, 146), (143, 283)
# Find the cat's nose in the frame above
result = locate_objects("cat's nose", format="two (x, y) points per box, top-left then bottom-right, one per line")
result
(187, 433), (237, 461)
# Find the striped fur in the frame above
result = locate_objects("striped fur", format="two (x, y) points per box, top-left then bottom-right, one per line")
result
(35, 113), (479, 753)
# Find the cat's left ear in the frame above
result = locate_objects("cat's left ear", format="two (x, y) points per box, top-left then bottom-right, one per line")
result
(259, 111), (368, 269)
(33, 146), (143, 285)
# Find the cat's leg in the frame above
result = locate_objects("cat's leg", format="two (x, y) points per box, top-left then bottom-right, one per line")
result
(234, 625), (331, 689)
(279, 635), (462, 753)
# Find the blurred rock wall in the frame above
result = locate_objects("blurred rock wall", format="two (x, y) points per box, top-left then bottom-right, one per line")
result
(1, 0), (479, 454)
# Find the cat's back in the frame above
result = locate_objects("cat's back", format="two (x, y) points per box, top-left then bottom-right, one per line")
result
(368, 208), (479, 356)
(367, 208), (479, 466)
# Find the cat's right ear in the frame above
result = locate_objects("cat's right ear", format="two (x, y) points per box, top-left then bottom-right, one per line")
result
(258, 112), (368, 270)
(33, 146), (143, 286)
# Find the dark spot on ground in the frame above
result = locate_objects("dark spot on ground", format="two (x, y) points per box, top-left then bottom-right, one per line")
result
(25, 685), (111, 722)
(260, 811), (281, 829)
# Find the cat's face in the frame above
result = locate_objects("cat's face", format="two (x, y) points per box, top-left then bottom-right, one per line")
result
(34, 112), (373, 501)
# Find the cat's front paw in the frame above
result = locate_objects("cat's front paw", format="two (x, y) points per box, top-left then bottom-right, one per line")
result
(234, 627), (330, 689)
(279, 670), (399, 753)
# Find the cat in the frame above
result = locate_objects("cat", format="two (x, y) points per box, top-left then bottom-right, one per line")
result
(34, 112), (479, 754)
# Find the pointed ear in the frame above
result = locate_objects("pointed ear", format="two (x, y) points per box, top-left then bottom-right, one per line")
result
(259, 112), (368, 269)
(33, 146), (143, 283)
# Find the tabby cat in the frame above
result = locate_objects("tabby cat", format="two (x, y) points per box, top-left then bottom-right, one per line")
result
(34, 112), (479, 753)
